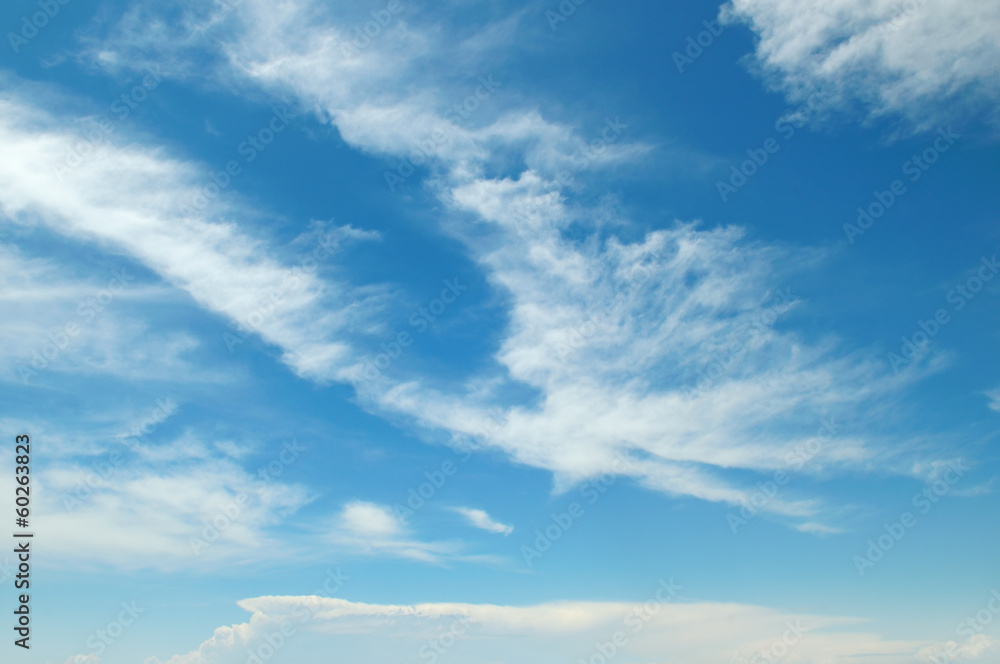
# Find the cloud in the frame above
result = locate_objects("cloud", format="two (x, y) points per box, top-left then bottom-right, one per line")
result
(339, 501), (404, 538)
(329, 501), (493, 565)
(0, 84), (387, 385)
(722, 0), (1000, 130)
(987, 388), (1000, 412)
(73, 0), (941, 531)
(918, 635), (999, 662)
(795, 521), (844, 535)
(452, 507), (513, 535)
(0, 244), (207, 385)
(62, 655), (100, 664)
(144, 593), (934, 664)
(0, 425), (314, 570)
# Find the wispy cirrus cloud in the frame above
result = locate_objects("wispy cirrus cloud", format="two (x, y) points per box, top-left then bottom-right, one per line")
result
(69, 0), (943, 532)
(0, 84), (391, 385)
(721, 0), (1000, 131)
(451, 506), (513, 535)
(330, 501), (496, 564)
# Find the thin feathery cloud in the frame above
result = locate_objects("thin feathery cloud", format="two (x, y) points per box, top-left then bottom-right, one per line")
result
(452, 507), (513, 535)
(80, 0), (941, 531)
(721, 0), (1000, 131)
(330, 501), (494, 564)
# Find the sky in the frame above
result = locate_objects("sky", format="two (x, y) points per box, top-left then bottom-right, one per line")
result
(0, 0), (999, 662)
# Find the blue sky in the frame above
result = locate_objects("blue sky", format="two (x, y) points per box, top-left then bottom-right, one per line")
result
(1, 0), (999, 662)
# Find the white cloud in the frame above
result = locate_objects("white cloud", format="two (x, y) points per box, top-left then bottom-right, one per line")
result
(144, 593), (933, 664)
(339, 501), (404, 538)
(0, 85), (386, 385)
(796, 521), (844, 535)
(722, 0), (1000, 130)
(0, 436), (314, 570)
(918, 635), (999, 662)
(986, 388), (1000, 412)
(78, 0), (942, 531)
(452, 507), (513, 535)
(330, 501), (494, 564)
(0, 244), (205, 385)
(62, 655), (100, 664)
